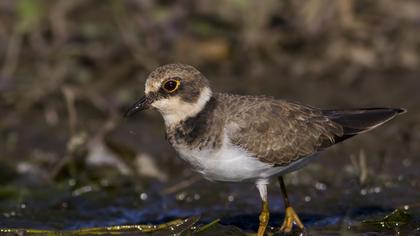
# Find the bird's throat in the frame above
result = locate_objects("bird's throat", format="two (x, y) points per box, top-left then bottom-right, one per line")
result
(159, 87), (213, 127)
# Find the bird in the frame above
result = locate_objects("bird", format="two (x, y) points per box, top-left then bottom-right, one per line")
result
(124, 64), (405, 235)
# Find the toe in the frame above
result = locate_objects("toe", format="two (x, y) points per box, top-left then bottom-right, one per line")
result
(279, 207), (304, 233)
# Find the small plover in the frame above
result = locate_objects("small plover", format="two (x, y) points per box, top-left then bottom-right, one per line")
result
(125, 64), (405, 235)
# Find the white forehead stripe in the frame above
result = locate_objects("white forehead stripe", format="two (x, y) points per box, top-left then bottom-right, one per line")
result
(151, 87), (212, 126)
(145, 80), (160, 94)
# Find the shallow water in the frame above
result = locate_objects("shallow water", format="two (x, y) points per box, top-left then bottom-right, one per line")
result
(1, 169), (419, 235)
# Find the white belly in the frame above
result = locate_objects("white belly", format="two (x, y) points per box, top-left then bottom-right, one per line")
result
(174, 142), (312, 182)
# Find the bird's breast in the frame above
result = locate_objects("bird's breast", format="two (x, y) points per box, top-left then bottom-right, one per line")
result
(172, 140), (276, 182)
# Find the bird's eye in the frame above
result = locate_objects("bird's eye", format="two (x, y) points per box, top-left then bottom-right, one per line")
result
(163, 79), (180, 93)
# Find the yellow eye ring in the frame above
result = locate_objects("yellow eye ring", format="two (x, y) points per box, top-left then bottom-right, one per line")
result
(163, 79), (180, 93)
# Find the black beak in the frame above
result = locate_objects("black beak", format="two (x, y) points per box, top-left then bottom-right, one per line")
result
(124, 95), (151, 117)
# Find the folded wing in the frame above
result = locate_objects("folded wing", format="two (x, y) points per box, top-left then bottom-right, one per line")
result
(223, 95), (405, 166)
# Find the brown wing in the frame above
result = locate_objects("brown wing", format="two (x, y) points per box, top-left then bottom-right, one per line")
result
(220, 94), (343, 166)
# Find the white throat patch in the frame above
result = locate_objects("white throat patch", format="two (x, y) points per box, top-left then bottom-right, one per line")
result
(150, 87), (212, 126)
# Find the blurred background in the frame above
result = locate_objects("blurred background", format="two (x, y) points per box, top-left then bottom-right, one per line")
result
(0, 0), (419, 234)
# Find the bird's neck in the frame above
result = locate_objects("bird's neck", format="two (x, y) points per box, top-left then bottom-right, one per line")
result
(166, 95), (220, 149)
(161, 87), (213, 127)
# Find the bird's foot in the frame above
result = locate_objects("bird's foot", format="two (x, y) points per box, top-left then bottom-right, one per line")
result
(257, 201), (270, 236)
(280, 207), (304, 233)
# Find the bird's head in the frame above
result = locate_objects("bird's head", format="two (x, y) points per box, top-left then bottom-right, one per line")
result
(125, 64), (212, 126)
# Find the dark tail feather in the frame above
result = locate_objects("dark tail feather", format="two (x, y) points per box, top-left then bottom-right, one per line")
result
(323, 107), (406, 143)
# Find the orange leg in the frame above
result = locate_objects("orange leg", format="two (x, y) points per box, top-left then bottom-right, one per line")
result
(256, 180), (270, 236)
(278, 176), (305, 233)
(257, 200), (270, 236)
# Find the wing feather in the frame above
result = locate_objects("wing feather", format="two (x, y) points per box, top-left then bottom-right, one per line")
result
(217, 94), (343, 166)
